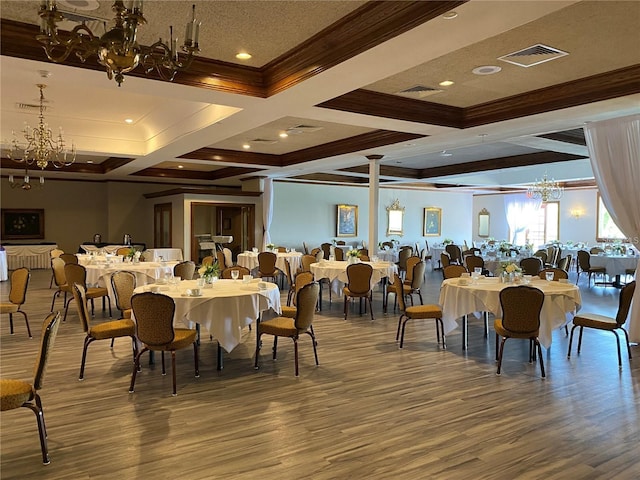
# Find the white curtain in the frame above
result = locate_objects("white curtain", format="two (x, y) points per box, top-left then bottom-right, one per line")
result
(262, 178), (273, 251)
(584, 114), (640, 342)
(504, 194), (541, 245)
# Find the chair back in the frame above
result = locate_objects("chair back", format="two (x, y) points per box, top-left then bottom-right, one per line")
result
(60, 253), (79, 264)
(533, 250), (548, 264)
(115, 247), (131, 256)
(443, 265), (467, 279)
(201, 256), (214, 267)
(221, 266), (251, 279)
(520, 257), (543, 275)
(111, 270), (136, 313)
(314, 250), (324, 263)
(499, 286), (544, 335)
(391, 273), (407, 312)
(577, 250), (592, 271)
(465, 255), (485, 273)
(336, 241), (346, 245)
(8, 267), (30, 306)
(320, 243), (332, 260)
(538, 268), (568, 281)
(131, 292), (176, 346)
(398, 248), (412, 270)
(222, 248), (233, 268)
(302, 241), (309, 255)
(445, 244), (462, 264)
(405, 256), (421, 283)
(557, 255), (572, 272)
(590, 247), (604, 255)
(294, 282), (320, 332)
(382, 241), (394, 250)
(345, 263), (373, 295)
(358, 248), (369, 258)
(334, 248), (344, 261)
(32, 312), (61, 391)
(615, 281), (636, 327)
(64, 263), (87, 289)
(216, 251), (227, 269)
(72, 283), (92, 333)
(257, 251), (278, 275)
(440, 252), (451, 268)
(410, 261), (426, 289)
(300, 255), (316, 272)
(276, 247), (287, 253)
(50, 248), (64, 259)
(51, 257), (67, 287)
(174, 261), (196, 280)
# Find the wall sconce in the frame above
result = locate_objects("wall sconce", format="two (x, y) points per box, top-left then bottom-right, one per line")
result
(570, 208), (584, 219)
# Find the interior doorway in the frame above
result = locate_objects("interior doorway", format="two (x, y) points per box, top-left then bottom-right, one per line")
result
(190, 203), (255, 263)
(154, 203), (172, 248)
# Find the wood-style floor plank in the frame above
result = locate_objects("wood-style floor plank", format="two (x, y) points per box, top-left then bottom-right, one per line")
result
(1, 268), (638, 479)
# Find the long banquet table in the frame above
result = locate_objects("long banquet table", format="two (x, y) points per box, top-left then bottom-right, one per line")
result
(439, 276), (582, 349)
(3, 244), (58, 270)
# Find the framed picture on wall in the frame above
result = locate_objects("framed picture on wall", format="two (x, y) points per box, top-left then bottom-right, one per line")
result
(423, 207), (441, 236)
(1, 208), (45, 240)
(336, 204), (358, 237)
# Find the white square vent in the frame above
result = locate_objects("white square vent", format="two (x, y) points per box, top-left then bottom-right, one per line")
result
(498, 44), (568, 68)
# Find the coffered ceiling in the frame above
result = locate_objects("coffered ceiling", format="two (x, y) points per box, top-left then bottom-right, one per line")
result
(1, 0), (639, 192)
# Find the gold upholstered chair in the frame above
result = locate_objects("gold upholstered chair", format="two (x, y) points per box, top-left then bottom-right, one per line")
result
(221, 265), (251, 279)
(445, 244), (463, 265)
(257, 251), (281, 283)
(443, 265), (467, 279)
(392, 273), (445, 349)
(343, 263), (374, 320)
(390, 260), (426, 310)
(201, 256), (214, 267)
(59, 253), (78, 264)
(63, 264), (111, 322)
(1, 267), (32, 338)
(174, 260), (196, 280)
(334, 247), (344, 261)
(73, 284), (137, 380)
(465, 255), (488, 276)
(281, 271), (315, 318)
(299, 254), (317, 273)
(538, 268), (568, 281)
(403, 256), (421, 286)
(0, 312), (60, 465)
(568, 281), (635, 368)
(576, 250), (606, 286)
(110, 270), (136, 319)
(254, 282), (320, 376)
(50, 257), (71, 312)
(48, 248), (64, 288)
(129, 292), (199, 396)
(494, 286), (545, 378)
(519, 257), (543, 276)
(115, 247), (132, 256)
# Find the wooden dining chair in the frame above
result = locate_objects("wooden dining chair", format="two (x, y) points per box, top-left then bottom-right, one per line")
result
(0, 267), (32, 338)
(0, 312), (60, 465)
(343, 263), (374, 320)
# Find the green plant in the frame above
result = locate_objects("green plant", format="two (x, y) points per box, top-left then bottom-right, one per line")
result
(198, 262), (220, 278)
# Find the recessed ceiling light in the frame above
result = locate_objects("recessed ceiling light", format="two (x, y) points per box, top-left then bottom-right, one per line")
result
(440, 150), (453, 157)
(124, 118), (133, 124)
(472, 65), (502, 75)
(279, 132), (288, 138)
(235, 52), (252, 60)
(242, 143), (251, 150)
(177, 165), (184, 169)
(442, 11), (458, 19)
(86, 160), (94, 164)
(439, 80), (454, 87)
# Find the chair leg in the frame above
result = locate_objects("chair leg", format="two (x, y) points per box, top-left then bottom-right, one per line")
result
(567, 324), (578, 358)
(399, 317), (410, 348)
(612, 330), (622, 368)
(306, 330), (319, 365)
(272, 336), (278, 360)
(129, 347), (148, 393)
(368, 296), (374, 321)
(577, 326), (585, 353)
(254, 332), (263, 369)
(396, 314), (405, 342)
(536, 340), (545, 378)
(437, 319), (446, 349)
(293, 338), (299, 376)
(622, 328), (632, 360)
(9, 313), (14, 334)
(496, 337), (507, 374)
(79, 335), (95, 380)
(171, 351), (177, 396)
(343, 295), (348, 320)
(161, 351), (166, 375)
(193, 341), (200, 378)
(24, 397), (50, 465)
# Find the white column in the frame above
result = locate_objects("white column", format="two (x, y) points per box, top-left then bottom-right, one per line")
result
(367, 155), (383, 253)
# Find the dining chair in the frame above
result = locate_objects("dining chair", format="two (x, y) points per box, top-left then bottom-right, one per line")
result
(533, 249), (548, 265)
(115, 247), (131, 256)
(336, 240), (346, 246)
(445, 244), (463, 265)
(0, 267), (32, 338)
(343, 263), (374, 320)
(59, 253), (79, 264)
(111, 270), (136, 319)
(590, 247), (604, 255)
(404, 256), (421, 286)
(439, 253), (451, 273)
(494, 285), (546, 378)
(386, 261), (425, 312)
(0, 312), (60, 465)
(519, 257), (543, 276)
(277, 246), (287, 253)
(538, 268), (568, 281)
(397, 247), (413, 279)
(300, 254), (317, 273)
(334, 247), (344, 261)
(358, 248), (369, 258)
(576, 250), (606, 286)
(281, 271), (315, 316)
(557, 255), (572, 273)
(73, 284), (137, 380)
(465, 255), (488, 276)
(201, 256), (214, 267)
(215, 251), (227, 269)
(129, 292), (199, 396)
(63, 263), (112, 322)
(50, 257), (71, 313)
(222, 247), (233, 268)
(221, 265), (250, 279)
(48, 248), (64, 288)
(320, 243), (332, 260)
(302, 241), (310, 255)
(257, 251), (281, 283)
(393, 273), (445, 349)
(443, 265), (467, 279)
(254, 282), (320, 377)
(568, 281), (635, 368)
(174, 260), (196, 280)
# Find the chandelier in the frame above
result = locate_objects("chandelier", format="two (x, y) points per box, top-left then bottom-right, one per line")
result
(526, 173), (564, 202)
(36, 1), (202, 87)
(8, 167), (45, 191)
(7, 83), (76, 170)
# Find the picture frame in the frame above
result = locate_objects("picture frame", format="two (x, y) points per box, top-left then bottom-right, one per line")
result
(423, 207), (441, 236)
(336, 204), (358, 237)
(1, 208), (45, 240)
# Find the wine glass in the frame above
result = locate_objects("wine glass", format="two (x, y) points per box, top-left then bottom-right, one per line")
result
(231, 270), (240, 281)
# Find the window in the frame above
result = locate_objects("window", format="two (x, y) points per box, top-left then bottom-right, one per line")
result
(596, 194), (626, 241)
(508, 201), (559, 245)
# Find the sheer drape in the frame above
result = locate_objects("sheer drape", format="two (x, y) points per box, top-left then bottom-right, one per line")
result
(584, 114), (640, 342)
(504, 194), (541, 245)
(262, 178), (274, 251)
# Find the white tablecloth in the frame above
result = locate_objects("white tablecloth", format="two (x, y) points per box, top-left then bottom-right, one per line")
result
(81, 244), (129, 254)
(0, 251), (7, 281)
(237, 251), (302, 275)
(439, 277), (582, 348)
(590, 255), (638, 278)
(310, 260), (398, 294)
(376, 250), (399, 263)
(4, 244), (57, 270)
(133, 279), (281, 353)
(144, 248), (183, 262)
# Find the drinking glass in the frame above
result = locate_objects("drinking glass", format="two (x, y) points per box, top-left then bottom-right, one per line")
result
(474, 267), (482, 275)
(231, 270), (240, 281)
(545, 271), (554, 281)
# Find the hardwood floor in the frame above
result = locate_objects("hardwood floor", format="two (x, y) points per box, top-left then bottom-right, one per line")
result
(1, 267), (638, 479)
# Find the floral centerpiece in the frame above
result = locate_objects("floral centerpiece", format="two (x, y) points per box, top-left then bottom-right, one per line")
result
(442, 238), (453, 245)
(347, 249), (360, 263)
(198, 262), (220, 282)
(498, 262), (522, 283)
(266, 243), (275, 252)
(125, 247), (141, 262)
(498, 241), (511, 254)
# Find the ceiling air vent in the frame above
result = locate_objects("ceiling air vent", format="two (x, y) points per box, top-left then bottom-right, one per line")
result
(286, 124), (324, 135)
(498, 44), (568, 68)
(250, 138), (277, 145)
(395, 85), (443, 99)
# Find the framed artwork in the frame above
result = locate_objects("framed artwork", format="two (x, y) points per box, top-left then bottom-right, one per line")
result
(337, 204), (358, 237)
(1, 208), (45, 240)
(423, 207), (441, 236)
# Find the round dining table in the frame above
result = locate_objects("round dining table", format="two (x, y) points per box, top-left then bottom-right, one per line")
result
(237, 251), (302, 274)
(438, 276), (582, 349)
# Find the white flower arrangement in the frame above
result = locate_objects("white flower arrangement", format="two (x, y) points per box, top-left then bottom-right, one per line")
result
(499, 262), (522, 274)
(347, 249), (359, 258)
(266, 243), (275, 250)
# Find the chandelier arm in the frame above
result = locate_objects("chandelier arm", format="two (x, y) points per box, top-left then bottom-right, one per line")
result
(37, 20), (99, 64)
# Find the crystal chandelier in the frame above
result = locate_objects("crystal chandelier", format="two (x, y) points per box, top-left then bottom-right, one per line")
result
(526, 172), (564, 202)
(8, 167), (45, 190)
(7, 83), (76, 170)
(36, 1), (202, 87)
